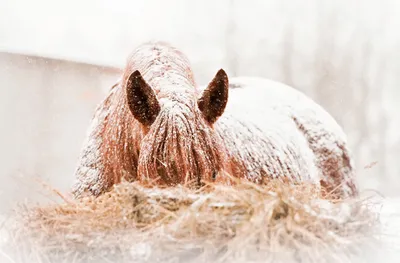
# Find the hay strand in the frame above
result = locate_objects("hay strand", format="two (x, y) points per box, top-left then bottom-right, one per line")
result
(3, 178), (381, 263)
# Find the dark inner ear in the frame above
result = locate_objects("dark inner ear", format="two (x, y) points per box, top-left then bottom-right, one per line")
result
(198, 69), (229, 124)
(126, 70), (160, 126)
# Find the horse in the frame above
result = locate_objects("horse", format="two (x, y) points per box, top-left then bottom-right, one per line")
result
(71, 41), (358, 199)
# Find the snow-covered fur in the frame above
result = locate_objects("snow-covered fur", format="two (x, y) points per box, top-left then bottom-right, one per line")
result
(71, 41), (358, 199)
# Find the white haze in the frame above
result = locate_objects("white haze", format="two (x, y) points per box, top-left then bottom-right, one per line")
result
(0, 0), (400, 262)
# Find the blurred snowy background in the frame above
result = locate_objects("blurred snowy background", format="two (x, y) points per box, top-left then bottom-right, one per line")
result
(0, 0), (399, 215)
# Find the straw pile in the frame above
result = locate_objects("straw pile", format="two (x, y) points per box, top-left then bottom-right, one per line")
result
(3, 175), (381, 263)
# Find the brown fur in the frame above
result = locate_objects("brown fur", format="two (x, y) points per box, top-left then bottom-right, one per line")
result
(71, 41), (358, 199)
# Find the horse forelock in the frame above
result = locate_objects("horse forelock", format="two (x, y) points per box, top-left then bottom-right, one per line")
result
(137, 98), (227, 187)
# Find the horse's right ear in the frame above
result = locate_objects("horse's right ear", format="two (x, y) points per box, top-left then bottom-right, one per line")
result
(126, 70), (161, 126)
(198, 69), (229, 124)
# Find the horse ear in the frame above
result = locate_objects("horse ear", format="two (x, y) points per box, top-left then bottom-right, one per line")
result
(126, 70), (161, 126)
(198, 69), (229, 124)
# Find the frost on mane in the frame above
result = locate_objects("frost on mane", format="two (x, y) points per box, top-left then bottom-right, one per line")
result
(71, 41), (358, 199)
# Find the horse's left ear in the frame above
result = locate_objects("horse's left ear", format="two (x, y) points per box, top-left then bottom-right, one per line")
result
(126, 70), (161, 126)
(198, 69), (229, 124)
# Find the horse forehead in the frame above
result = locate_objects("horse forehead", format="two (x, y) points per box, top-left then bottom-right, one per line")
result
(158, 98), (194, 113)
(157, 86), (198, 101)
(158, 98), (180, 108)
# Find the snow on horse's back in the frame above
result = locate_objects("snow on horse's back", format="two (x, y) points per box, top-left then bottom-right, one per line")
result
(71, 41), (358, 199)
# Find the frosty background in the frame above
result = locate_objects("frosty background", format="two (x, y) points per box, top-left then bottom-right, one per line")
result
(0, 0), (399, 219)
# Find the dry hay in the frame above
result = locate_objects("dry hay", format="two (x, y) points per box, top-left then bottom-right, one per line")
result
(2, 175), (382, 263)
